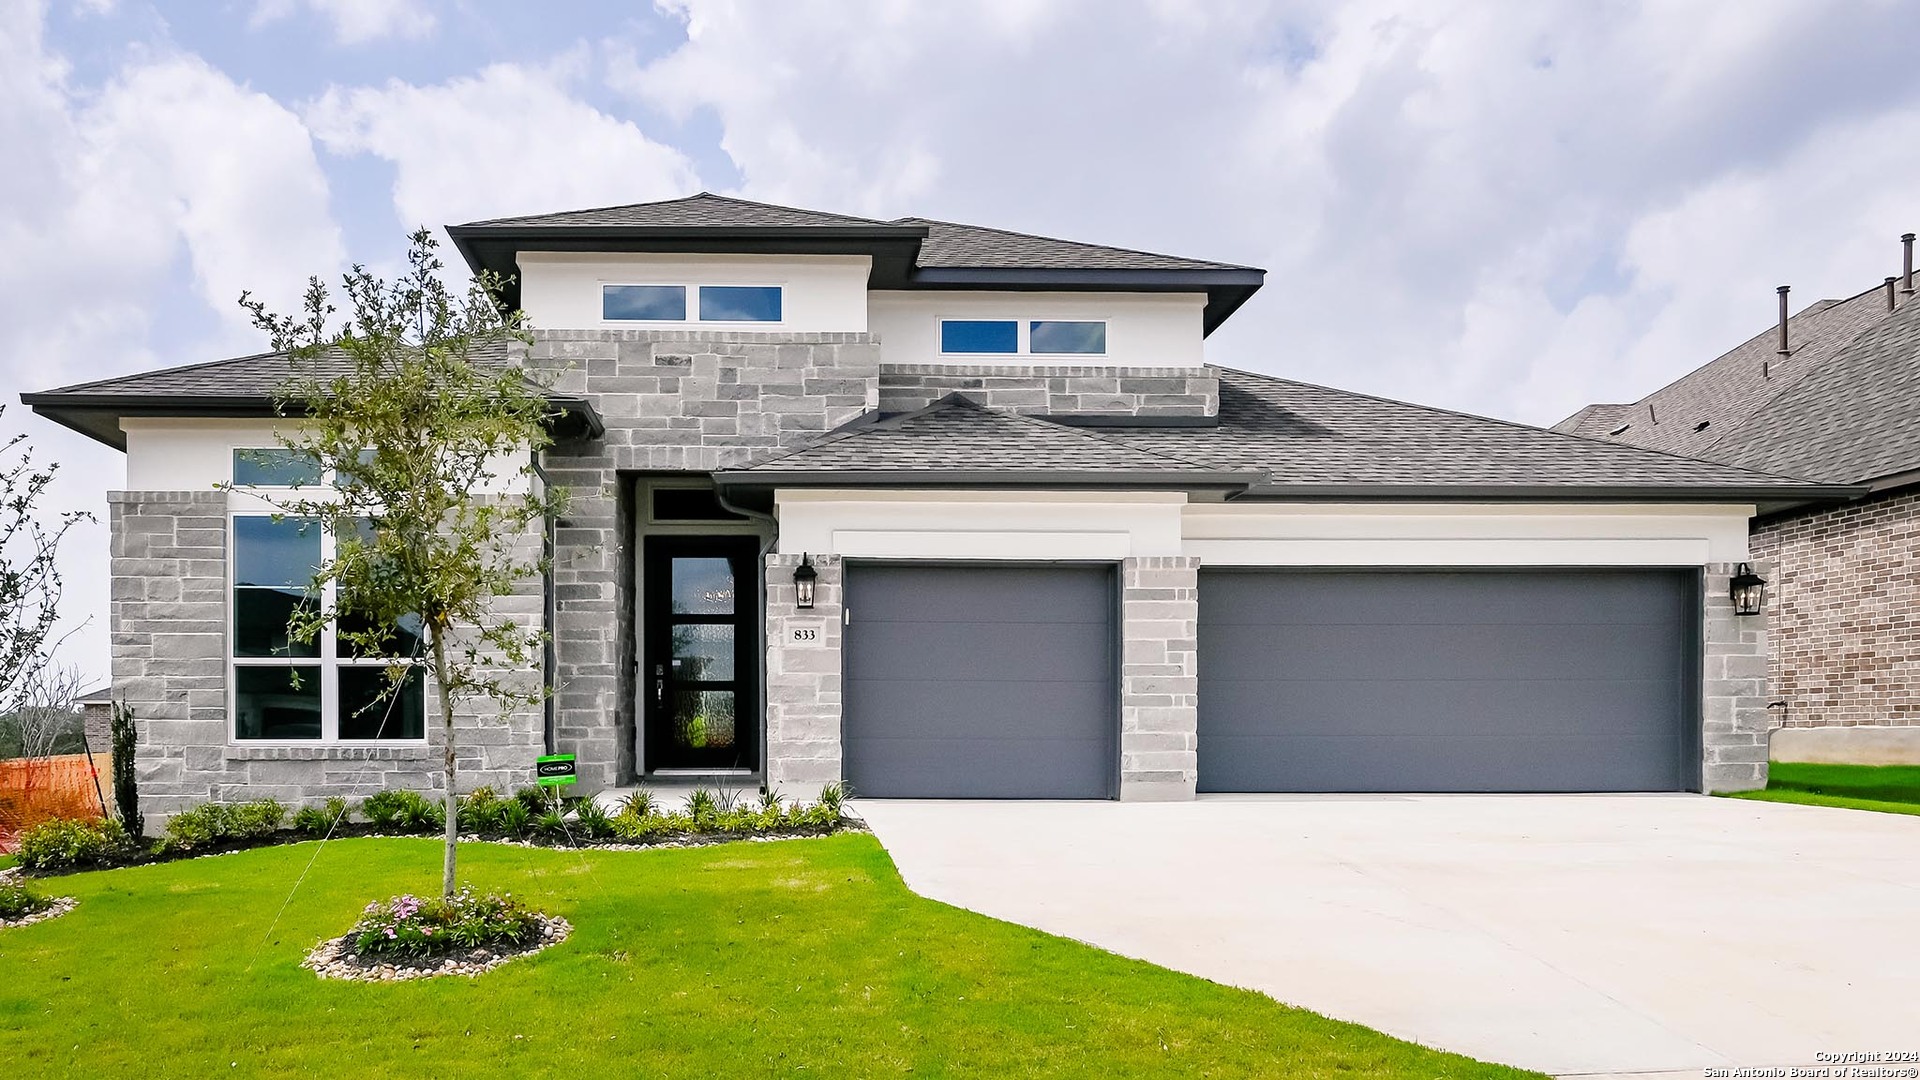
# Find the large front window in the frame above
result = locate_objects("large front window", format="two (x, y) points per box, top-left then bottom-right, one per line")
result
(229, 512), (424, 742)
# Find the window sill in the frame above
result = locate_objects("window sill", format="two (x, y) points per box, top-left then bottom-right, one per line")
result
(225, 744), (432, 761)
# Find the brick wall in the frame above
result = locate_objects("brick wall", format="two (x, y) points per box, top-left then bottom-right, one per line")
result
(1118, 557), (1200, 799)
(763, 552), (843, 800)
(109, 491), (544, 816)
(1751, 489), (1920, 729)
(877, 364), (1218, 418)
(527, 329), (881, 789)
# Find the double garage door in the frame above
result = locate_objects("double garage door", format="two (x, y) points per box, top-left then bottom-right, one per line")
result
(843, 565), (1697, 797)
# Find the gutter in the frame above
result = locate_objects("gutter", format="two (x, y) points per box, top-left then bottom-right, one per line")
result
(712, 468), (1265, 493)
(1230, 482), (1870, 503)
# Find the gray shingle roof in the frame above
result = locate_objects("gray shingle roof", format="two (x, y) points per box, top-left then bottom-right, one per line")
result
(730, 394), (1247, 481)
(900, 217), (1255, 273)
(458, 193), (899, 231)
(1095, 368), (1837, 496)
(24, 340), (511, 400)
(1553, 281), (1917, 482)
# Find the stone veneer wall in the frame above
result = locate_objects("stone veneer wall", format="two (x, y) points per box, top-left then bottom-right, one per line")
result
(109, 491), (543, 815)
(1750, 490), (1920, 729)
(877, 364), (1218, 418)
(1118, 557), (1200, 799)
(1702, 560), (1773, 793)
(527, 329), (881, 789)
(763, 552), (844, 800)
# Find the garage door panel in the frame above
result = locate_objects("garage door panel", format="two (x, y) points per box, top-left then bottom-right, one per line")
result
(1202, 678), (1688, 736)
(845, 734), (1114, 800)
(1202, 623), (1683, 683)
(845, 564), (1116, 800)
(1204, 571), (1688, 628)
(846, 678), (1114, 741)
(1198, 569), (1696, 793)
(849, 619), (1110, 683)
(848, 566), (1111, 625)
(1200, 733), (1688, 793)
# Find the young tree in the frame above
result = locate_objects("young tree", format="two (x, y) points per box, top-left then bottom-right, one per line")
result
(0, 409), (89, 719)
(237, 229), (564, 897)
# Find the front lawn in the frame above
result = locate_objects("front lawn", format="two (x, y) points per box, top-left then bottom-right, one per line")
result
(1728, 762), (1920, 817)
(0, 834), (1538, 1079)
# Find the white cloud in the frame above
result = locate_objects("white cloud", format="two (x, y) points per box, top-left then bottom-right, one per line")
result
(252, 0), (436, 45)
(304, 58), (701, 233)
(0, 5), (342, 683)
(619, 0), (1920, 425)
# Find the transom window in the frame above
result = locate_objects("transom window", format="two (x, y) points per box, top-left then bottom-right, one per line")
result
(603, 284), (783, 324)
(230, 514), (424, 743)
(939, 319), (1106, 356)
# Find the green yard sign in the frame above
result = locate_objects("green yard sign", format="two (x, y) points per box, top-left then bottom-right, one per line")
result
(535, 754), (578, 787)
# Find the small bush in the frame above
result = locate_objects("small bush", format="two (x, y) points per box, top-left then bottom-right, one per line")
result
(572, 798), (613, 840)
(350, 888), (542, 958)
(361, 789), (442, 834)
(818, 781), (847, 818)
(16, 817), (130, 871)
(0, 881), (53, 920)
(620, 788), (655, 818)
(164, 799), (287, 849)
(533, 809), (568, 839)
(512, 786), (549, 817)
(497, 800), (531, 837)
(292, 797), (350, 836)
(458, 787), (506, 833)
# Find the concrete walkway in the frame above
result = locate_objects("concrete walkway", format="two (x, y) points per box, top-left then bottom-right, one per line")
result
(855, 795), (1920, 1078)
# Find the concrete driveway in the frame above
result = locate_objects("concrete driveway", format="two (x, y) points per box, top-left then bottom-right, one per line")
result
(855, 795), (1920, 1078)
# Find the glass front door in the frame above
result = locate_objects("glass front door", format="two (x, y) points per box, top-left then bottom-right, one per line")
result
(644, 536), (759, 772)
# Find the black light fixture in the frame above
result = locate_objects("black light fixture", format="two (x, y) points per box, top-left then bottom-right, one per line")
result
(792, 553), (818, 610)
(1729, 562), (1767, 617)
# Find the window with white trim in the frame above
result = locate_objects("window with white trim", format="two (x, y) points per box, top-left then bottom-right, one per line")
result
(603, 284), (782, 323)
(939, 319), (1107, 356)
(229, 452), (426, 742)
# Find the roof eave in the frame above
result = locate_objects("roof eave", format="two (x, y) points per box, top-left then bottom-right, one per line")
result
(1233, 482), (1868, 505)
(21, 393), (606, 450)
(713, 468), (1263, 493)
(906, 267), (1264, 336)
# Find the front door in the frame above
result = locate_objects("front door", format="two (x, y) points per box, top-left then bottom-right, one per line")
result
(643, 536), (760, 773)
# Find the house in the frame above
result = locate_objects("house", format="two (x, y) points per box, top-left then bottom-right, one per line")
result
(22, 193), (1857, 814)
(1554, 236), (1920, 765)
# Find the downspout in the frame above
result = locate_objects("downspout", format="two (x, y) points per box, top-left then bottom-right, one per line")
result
(531, 451), (557, 755)
(712, 484), (778, 789)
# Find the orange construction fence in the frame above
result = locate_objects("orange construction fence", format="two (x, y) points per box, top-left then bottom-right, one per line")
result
(0, 753), (111, 853)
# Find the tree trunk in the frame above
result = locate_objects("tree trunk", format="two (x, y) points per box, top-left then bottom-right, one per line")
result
(431, 628), (459, 898)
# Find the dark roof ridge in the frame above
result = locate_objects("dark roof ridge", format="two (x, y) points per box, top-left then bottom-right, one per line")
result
(35, 349), (285, 396)
(894, 215), (1258, 272)
(1216, 365), (1834, 487)
(457, 191), (899, 230)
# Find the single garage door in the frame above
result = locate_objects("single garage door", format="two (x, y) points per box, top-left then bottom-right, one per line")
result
(845, 564), (1116, 798)
(1198, 569), (1698, 792)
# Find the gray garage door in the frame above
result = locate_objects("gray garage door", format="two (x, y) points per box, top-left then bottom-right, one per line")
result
(1198, 570), (1698, 793)
(845, 564), (1116, 799)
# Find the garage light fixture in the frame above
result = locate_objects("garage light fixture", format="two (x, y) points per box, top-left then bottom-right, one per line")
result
(1729, 563), (1767, 617)
(792, 554), (818, 610)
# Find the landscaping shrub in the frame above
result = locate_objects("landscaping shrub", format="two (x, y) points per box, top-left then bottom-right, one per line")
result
(292, 797), (350, 836)
(457, 787), (506, 832)
(15, 817), (130, 871)
(164, 799), (287, 849)
(109, 701), (143, 838)
(572, 798), (614, 840)
(619, 788), (654, 818)
(350, 888), (542, 958)
(497, 799), (531, 837)
(0, 881), (52, 920)
(361, 789), (442, 834)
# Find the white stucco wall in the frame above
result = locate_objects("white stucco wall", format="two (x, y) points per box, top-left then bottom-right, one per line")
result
(866, 291), (1206, 368)
(1182, 502), (1755, 565)
(517, 252), (872, 333)
(120, 418), (535, 507)
(773, 490), (1187, 560)
(772, 492), (1754, 566)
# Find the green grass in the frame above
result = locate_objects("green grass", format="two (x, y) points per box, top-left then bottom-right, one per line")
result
(0, 834), (1538, 1079)
(1728, 762), (1920, 817)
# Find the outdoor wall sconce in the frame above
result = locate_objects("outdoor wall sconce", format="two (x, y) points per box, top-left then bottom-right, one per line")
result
(1729, 562), (1767, 617)
(793, 553), (818, 610)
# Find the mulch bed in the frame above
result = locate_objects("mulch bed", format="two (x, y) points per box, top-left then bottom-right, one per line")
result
(302, 914), (572, 982)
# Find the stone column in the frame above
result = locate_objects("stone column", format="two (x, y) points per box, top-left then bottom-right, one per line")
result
(1702, 560), (1771, 793)
(1119, 556), (1200, 800)
(764, 552), (843, 800)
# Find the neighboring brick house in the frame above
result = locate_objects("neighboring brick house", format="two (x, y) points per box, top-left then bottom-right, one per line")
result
(1556, 244), (1920, 757)
(24, 193), (1851, 814)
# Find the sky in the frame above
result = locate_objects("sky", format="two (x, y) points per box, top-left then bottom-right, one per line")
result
(6, 0), (1920, 685)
